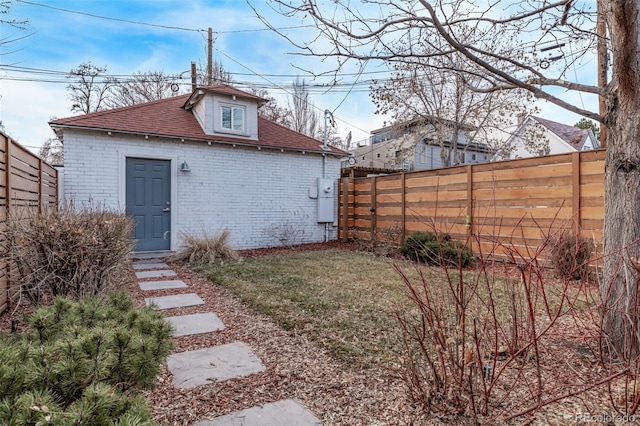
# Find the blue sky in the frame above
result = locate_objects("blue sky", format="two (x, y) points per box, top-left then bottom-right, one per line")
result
(1, 0), (598, 154)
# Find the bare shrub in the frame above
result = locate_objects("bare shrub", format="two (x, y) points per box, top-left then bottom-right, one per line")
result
(393, 223), (619, 423)
(262, 209), (309, 248)
(170, 229), (239, 264)
(551, 232), (593, 281)
(350, 224), (403, 256)
(374, 222), (404, 257)
(1, 204), (134, 303)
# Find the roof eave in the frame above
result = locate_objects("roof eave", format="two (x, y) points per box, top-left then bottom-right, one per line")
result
(48, 124), (348, 157)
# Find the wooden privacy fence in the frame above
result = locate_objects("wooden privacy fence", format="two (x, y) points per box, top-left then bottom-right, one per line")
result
(338, 149), (605, 259)
(0, 132), (58, 314)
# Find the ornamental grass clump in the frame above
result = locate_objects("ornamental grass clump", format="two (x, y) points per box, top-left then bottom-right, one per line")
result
(1, 203), (135, 303)
(0, 292), (173, 425)
(170, 229), (240, 264)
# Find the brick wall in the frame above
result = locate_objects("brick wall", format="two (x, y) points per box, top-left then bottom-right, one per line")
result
(63, 129), (341, 250)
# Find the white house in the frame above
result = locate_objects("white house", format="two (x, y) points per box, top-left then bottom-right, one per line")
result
(347, 121), (492, 171)
(50, 85), (347, 253)
(505, 115), (599, 159)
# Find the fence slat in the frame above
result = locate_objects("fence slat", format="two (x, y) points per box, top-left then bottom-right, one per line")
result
(339, 149), (605, 263)
(0, 131), (58, 315)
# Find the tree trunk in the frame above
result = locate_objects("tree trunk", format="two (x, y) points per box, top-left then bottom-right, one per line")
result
(602, 1), (640, 359)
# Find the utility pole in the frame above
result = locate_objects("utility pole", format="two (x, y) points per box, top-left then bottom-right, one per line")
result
(597, 0), (607, 148)
(207, 27), (213, 86)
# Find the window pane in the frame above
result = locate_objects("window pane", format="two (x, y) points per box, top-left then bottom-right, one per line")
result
(233, 108), (244, 131)
(222, 107), (231, 129)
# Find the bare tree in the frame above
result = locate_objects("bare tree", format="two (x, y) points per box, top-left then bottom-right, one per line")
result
(38, 137), (63, 165)
(67, 62), (114, 114)
(288, 78), (321, 139)
(105, 71), (177, 109)
(248, 87), (291, 127)
(1, 1), (27, 29)
(67, 61), (230, 114)
(371, 53), (540, 166)
(196, 59), (232, 86)
(260, 1), (640, 358)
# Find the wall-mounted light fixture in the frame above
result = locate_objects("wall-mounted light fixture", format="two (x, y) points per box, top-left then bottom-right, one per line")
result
(180, 161), (191, 172)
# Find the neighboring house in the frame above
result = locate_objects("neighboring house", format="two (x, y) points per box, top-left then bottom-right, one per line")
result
(50, 85), (347, 253)
(347, 121), (492, 172)
(505, 115), (599, 159)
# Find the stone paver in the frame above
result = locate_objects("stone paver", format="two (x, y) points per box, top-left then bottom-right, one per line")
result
(145, 293), (204, 310)
(167, 312), (225, 337)
(167, 342), (266, 389)
(136, 269), (176, 279)
(139, 279), (187, 291)
(194, 399), (322, 426)
(133, 262), (170, 270)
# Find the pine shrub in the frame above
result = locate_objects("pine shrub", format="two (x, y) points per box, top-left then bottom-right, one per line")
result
(0, 292), (172, 425)
(551, 233), (593, 280)
(1, 203), (135, 303)
(401, 231), (472, 267)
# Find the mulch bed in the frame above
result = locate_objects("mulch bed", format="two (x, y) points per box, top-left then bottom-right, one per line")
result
(132, 254), (431, 425)
(0, 242), (624, 425)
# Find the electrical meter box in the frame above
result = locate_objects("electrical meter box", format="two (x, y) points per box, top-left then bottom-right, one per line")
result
(316, 178), (334, 223)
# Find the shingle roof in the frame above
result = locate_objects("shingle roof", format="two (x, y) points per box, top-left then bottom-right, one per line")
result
(49, 91), (347, 155)
(532, 116), (591, 150)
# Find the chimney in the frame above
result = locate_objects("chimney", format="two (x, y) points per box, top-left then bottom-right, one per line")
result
(191, 62), (197, 93)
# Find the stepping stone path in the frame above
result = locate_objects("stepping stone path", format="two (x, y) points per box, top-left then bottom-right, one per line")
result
(133, 258), (322, 425)
(167, 342), (266, 388)
(194, 399), (322, 426)
(145, 293), (204, 310)
(167, 312), (225, 337)
(139, 279), (188, 291)
(136, 269), (177, 279)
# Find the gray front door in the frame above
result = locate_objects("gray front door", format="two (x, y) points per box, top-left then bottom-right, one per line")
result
(126, 158), (171, 251)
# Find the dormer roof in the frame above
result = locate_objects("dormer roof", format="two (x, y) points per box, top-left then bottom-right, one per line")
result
(183, 84), (268, 110)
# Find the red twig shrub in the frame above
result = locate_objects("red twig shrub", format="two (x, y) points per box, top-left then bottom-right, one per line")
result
(392, 224), (625, 423)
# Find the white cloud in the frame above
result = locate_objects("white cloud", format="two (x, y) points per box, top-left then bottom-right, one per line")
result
(1, 80), (68, 153)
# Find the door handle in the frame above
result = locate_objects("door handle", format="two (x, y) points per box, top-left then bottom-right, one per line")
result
(163, 208), (170, 212)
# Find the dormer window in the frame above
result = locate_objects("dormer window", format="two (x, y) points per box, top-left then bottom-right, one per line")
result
(221, 104), (245, 133)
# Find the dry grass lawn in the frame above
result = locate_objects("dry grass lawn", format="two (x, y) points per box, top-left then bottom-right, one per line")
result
(194, 249), (417, 367)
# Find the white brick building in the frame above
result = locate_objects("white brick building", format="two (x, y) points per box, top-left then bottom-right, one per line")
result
(50, 85), (346, 253)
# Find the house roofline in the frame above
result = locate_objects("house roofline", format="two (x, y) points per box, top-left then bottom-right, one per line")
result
(49, 124), (347, 157)
(371, 116), (477, 135)
(183, 85), (268, 110)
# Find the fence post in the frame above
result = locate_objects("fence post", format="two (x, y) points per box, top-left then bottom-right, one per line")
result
(572, 152), (581, 235)
(401, 172), (406, 242)
(4, 137), (11, 310)
(466, 165), (473, 234)
(38, 158), (43, 214)
(370, 176), (377, 244)
(341, 178), (350, 242)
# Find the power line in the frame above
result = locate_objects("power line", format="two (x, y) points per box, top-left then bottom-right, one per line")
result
(215, 49), (371, 135)
(15, 0), (314, 34)
(16, 0), (203, 32)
